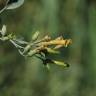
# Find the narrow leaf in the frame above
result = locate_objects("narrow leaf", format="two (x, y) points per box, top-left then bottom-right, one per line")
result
(1, 25), (7, 36)
(7, 0), (24, 9)
(46, 48), (60, 54)
(45, 64), (50, 70)
(53, 60), (69, 67)
(32, 31), (40, 41)
(27, 49), (37, 57)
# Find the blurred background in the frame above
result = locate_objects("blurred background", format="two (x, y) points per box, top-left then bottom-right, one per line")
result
(0, 0), (96, 96)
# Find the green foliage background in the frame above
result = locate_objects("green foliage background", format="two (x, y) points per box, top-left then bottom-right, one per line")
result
(0, 0), (96, 96)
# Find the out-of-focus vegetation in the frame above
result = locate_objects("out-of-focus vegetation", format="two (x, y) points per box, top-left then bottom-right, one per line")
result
(0, 0), (96, 96)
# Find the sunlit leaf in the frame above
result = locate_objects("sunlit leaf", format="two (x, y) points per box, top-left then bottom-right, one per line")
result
(1, 25), (7, 36)
(23, 44), (31, 54)
(7, 0), (24, 9)
(46, 48), (60, 54)
(53, 60), (69, 67)
(27, 49), (38, 57)
(32, 31), (40, 41)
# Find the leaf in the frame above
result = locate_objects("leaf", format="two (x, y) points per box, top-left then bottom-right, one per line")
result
(8, 33), (16, 39)
(27, 49), (38, 57)
(46, 64), (50, 70)
(15, 39), (28, 45)
(46, 48), (60, 54)
(53, 60), (69, 68)
(1, 25), (7, 36)
(32, 31), (40, 41)
(18, 49), (25, 56)
(7, 0), (24, 9)
(23, 44), (31, 54)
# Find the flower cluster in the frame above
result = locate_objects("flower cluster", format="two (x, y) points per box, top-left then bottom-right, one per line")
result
(0, 25), (72, 69)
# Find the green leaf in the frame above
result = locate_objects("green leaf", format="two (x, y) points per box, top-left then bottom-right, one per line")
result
(15, 39), (28, 45)
(32, 31), (40, 41)
(0, 25), (7, 36)
(53, 60), (69, 68)
(46, 48), (60, 54)
(7, 0), (24, 9)
(45, 64), (50, 70)
(23, 44), (31, 54)
(27, 49), (37, 57)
